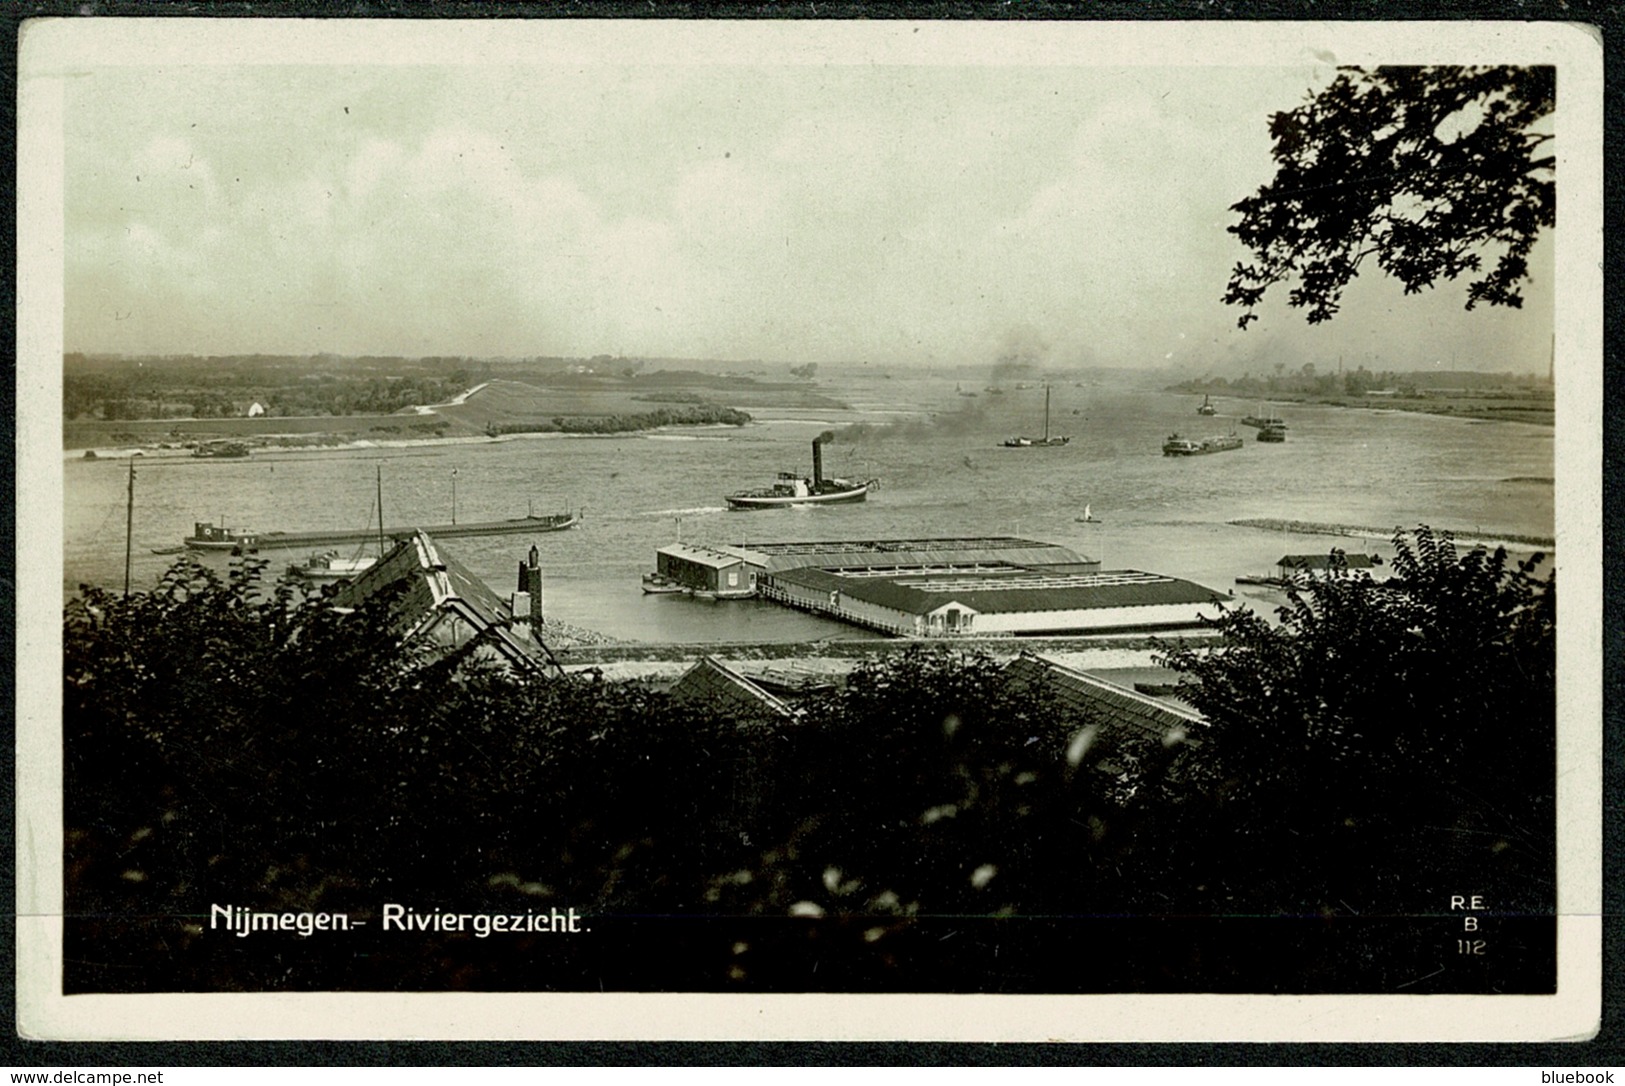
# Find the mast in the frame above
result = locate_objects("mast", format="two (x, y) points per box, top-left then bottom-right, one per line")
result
(1043, 385), (1050, 442)
(123, 460), (135, 597)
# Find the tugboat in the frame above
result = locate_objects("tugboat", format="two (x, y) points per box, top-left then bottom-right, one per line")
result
(1162, 431), (1244, 456)
(1257, 422), (1288, 443)
(726, 434), (878, 509)
(1197, 394), (1217, 416)
(184, 521), (260, 550)
(1002, 385), (1071, 447)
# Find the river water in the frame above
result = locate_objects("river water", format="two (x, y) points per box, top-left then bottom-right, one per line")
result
(63, 371), (1555, 643)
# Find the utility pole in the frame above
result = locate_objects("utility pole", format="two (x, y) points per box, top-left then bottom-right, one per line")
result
(123, 460), (135, 597)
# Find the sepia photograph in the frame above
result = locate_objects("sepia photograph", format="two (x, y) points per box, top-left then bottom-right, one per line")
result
(15, 18), (1603, 1042)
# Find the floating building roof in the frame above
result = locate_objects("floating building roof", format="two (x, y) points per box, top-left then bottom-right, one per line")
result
(1277, 552), (1384, 571)
(721, 536), (1095, 573)
(657, 542), (749, 569)
(767, 566), (1230, 617)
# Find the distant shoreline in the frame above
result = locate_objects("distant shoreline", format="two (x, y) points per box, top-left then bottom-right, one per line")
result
(1167, 385), (1553, 427)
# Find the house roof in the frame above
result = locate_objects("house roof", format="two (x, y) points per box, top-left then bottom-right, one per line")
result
(766, 566), (1230, 617)
(1003, 653), (1207, 744)
(331, 531), (556, 676)
(668, 656), (796, 720)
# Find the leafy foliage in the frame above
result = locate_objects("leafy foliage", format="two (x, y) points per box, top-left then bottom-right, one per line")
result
(62, 536), (1555, 992)
(1225, 66), (1554, 327)
(1157, 527), (1556, 914)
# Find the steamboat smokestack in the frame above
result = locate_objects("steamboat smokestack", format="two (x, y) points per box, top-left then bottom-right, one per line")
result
(812, 434), (828, 486)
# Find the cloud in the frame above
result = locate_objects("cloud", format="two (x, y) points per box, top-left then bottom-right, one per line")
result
(62, 64), (1553, 371)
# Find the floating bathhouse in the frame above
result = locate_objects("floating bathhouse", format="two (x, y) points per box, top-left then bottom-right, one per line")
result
(757, 566), (1230, 638)
(652, 536), (1099, 598)
(653, 543), (760, 598)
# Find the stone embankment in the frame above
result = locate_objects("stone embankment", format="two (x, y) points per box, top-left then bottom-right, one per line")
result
(535, 618), (626, 649)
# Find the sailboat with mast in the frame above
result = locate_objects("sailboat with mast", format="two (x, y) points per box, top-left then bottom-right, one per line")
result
(1002, 384), (1071, 447)
(287, 466), (386, 583)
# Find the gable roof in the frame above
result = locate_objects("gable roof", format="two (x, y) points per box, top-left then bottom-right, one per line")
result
(658, 542), (748, 570)
(1003, 653), (1206, 744)
(668, 656), (796, 720)
(330, 531), (558, 676)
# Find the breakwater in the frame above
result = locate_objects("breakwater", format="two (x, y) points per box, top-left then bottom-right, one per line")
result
(1229, 518), (1555, 550)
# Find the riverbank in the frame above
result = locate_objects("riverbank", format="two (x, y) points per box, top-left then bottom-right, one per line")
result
(1168, 384), (1553, 427)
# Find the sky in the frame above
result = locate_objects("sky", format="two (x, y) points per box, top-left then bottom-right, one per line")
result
(60, 50), (1556, 374)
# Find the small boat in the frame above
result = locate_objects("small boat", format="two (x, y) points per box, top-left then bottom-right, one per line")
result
(1075, 504), (1101, 524)
(1197, 394), (1217, 416)
(192, 441), (251, 459)
(184, 521), (259, 550)
(1163, 432), (1244, 456)
(1257, 423), (1288, 443)
(289, 551), (378, 583)
(149, 545), (185, 556)
(1002, 385), (1071, 448)
(727, 437), (878, 510)
(641, 572), (688, 595)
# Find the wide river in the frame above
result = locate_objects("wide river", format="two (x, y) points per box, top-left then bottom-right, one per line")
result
(63, 371), (1555, 644)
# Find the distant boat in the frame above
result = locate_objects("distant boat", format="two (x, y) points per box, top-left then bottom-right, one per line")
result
(1197, 394), (1217, 416)
(192, 441), (250, 459)
(1075, 504), (1101, 524)
(1163, 432), (1244, 456)
(1002, 385), (1071, 448)
(1257, 422), (1288, 443)
(1241, 403), (1287, 429)
(727, 437), (878, 509)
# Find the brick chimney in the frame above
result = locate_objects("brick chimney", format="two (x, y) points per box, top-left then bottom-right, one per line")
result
(516, 544), (543, 628)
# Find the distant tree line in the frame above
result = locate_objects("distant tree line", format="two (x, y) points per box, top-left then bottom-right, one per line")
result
(1170, 366), (1552, 400)
(486, 405), (752, 437)
(65, 371), (471, 421)
(61, 528), (1554, 994)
